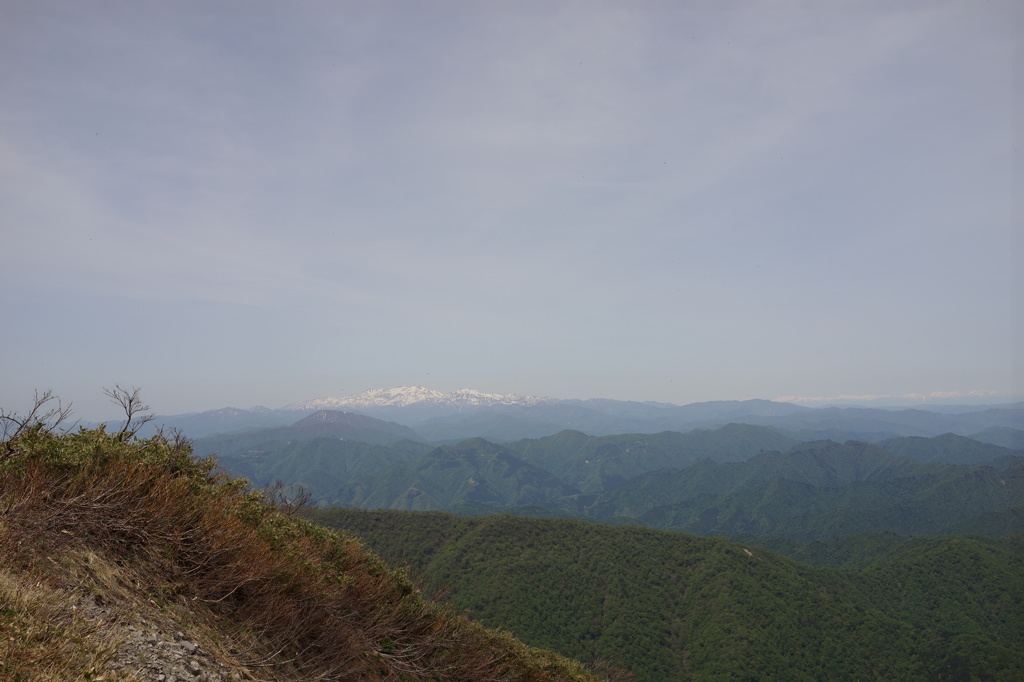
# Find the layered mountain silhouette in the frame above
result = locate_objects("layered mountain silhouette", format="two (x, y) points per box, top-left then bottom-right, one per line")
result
(196, 410), (1024, 543)
(164, 386), (1023, 441)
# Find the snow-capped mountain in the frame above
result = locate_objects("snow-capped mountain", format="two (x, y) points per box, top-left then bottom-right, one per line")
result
(287, 386), (547, 411)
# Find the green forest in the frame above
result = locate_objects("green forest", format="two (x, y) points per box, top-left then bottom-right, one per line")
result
(308, 509), (1024, 681)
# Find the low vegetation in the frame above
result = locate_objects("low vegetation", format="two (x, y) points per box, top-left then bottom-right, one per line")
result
(0, 391), (614, 681)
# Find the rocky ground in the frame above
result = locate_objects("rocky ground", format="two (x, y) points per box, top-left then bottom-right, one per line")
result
(109, 618), (243, 681)
(74, 590), (248, 681)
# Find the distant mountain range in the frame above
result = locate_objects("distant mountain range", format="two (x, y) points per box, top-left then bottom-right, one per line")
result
(169, 388), (1024, 541)
(192, 408), (1024, 543)
(156, 385), (1023, 442)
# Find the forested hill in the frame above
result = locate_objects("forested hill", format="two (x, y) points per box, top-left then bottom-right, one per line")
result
(307, 508), (1024, 681)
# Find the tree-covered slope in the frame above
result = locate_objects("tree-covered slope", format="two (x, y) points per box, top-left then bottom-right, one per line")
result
(877, 432), (1024, 465)
(217, 436), (428, 499)
(307, 509), (1024, 681)
(853, 534), (1024, 647)
(329, 438), (583, 511)
(636, 461), (1024, 540)
(585, 440), (1024, 539)
(584, 440), (936, 517)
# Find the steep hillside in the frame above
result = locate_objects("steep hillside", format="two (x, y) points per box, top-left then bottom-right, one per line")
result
(308, 509), (1024, 682)
(0, 423), (610, 681)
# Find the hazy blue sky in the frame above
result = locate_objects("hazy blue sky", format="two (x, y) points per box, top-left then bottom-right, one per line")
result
(2, 1), (1020, 420)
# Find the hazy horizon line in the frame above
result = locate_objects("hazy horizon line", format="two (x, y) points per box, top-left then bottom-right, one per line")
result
(178, 387), (1023, 414)
(774, 390), (1021, 406)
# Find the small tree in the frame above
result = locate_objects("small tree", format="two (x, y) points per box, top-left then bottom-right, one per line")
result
(103, 384), (155, 441)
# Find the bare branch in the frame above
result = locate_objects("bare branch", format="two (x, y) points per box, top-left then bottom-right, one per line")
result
(103, 385), (155, 441)
(0, 390), (75, 459)
(1, 389), (73, 439)
(157, 426), (194, 454)
(262, 480), (316, 516)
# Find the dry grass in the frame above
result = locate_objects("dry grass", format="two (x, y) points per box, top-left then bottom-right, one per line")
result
(0, 424), (608, 681)
(0, 567), (132, 681)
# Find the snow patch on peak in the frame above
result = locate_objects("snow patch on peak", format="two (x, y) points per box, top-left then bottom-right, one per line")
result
(352, 386), (446, 406)
(443, 388), (545, 407)
(286, 386), (546, 411)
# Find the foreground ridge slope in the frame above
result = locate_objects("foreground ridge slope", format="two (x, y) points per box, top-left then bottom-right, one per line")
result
(0, 424), (613, 681)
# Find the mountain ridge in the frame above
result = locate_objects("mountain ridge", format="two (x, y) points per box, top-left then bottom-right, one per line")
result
(154, 387), (1022, 441)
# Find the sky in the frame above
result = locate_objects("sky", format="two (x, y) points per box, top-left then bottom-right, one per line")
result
(1, 0), (1020, 421)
